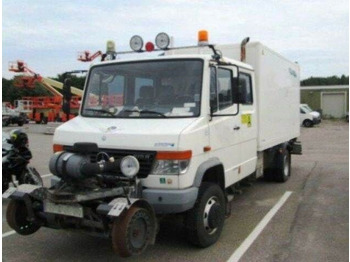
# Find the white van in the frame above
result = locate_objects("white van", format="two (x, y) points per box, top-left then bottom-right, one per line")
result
(300, 103), (321, 127)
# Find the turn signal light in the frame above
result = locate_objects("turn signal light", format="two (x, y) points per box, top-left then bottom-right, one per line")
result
(156, 150), (192, 160)
(53, 144), (64, 153)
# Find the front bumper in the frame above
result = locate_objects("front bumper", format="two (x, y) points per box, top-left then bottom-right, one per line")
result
(142, 187), (198, 214)
(313, 118), (321, 124)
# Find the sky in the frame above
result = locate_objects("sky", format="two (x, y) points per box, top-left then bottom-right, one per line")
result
(2, 0), (349, 80)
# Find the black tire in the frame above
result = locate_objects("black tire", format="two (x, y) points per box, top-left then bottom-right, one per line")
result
(18, 121), (24, 126)
(6, 199), (41, 235)
(18, 168), (43, 186)
(273, 150), (291, 183)
(112, 206), (154, 257)
(185, 182), (226, 248)
(303, 119), (313, 128)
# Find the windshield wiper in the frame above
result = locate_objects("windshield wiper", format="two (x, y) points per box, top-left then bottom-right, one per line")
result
(84, 108), (115, 116)
(124, 109), (167, 118)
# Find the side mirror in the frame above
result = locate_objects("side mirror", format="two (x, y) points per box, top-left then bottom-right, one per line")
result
(62, 78), (72, 115)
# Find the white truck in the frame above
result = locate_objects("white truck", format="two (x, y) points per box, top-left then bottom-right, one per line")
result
(4, 32), (302, 256)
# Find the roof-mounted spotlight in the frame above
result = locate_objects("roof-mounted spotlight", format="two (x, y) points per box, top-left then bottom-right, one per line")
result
(130, 35), (144, 52)
(155, 32), (170, 50)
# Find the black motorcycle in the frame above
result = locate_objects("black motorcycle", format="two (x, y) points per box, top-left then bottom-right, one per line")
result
(2, 129), (42, 193)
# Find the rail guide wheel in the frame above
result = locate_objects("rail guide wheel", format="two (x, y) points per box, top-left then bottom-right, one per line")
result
(6, 199), (41, 235)
(111, 206), (155, 257)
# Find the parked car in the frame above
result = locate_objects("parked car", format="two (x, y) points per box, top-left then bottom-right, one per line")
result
(300, 104), (321, 127)
(2, 113), (27, 127)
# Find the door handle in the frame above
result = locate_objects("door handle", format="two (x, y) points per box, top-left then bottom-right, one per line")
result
(233, 126), (240, 131)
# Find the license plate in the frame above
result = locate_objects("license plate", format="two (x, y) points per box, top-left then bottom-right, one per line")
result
(44, 201), (83, 218)
(108, 202), (127, 217)
(2, 187), (16, 199)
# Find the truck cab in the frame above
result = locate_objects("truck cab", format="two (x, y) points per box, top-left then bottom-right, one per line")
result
(54, 54), (256, 210)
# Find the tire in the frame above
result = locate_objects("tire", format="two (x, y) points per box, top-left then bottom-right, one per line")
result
(19, 168), (43, 186)
(185, 182), (226, 248)
(303, 119), (313, 128)
(18, 122), (24, 126)
(112, 206), (154, 257)
(6, 199), (41, 235)
(273, 150), (291, 183)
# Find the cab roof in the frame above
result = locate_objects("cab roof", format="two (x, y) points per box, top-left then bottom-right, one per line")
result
(91, 54), (254, 71)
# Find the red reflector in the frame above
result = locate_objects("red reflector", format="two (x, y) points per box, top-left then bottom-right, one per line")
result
(156, 150), (192, 160)
(145, 42), (155, 52)
(53, 144), (64, 153)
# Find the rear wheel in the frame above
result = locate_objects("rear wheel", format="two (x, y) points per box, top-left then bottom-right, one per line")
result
(273, 150), (291, 183)
(6, 199), (41, 235)
(185, 182), (225, 247)
(112, 206), (154, 257)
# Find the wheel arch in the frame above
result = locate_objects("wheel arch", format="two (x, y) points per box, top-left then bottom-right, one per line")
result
(193, 158), (225, 191)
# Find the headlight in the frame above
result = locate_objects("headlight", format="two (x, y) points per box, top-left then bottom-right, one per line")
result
(151, 159), (190, 176)
(120, 156), (140, 178)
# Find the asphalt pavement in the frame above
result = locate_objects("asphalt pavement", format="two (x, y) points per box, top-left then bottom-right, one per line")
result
(2, 121), (349, 262)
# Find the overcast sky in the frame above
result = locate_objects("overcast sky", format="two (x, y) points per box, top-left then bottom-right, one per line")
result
(2, 0), (349, 79)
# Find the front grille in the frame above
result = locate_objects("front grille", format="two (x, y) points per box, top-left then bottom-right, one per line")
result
(64, 146), (156, 178)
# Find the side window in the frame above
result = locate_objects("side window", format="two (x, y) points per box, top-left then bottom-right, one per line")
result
(217, 68), (233, 110)
(210, 67), (218, 113)
(239, 73), (253, 104)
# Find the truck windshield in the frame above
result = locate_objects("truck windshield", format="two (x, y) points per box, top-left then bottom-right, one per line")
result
(301, 104), (313, 113)
(81, 59), (203, 118)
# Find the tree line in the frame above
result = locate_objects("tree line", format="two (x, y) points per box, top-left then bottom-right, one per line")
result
(2, 74), (349, 103)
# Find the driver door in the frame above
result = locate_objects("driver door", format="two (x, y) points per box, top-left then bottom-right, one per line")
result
(208, 66), (242, 187)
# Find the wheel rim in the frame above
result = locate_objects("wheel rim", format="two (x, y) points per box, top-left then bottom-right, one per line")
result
(129, 216), (147, 249)
(203, 196), (220, 235)
(284, 154), (290, 177)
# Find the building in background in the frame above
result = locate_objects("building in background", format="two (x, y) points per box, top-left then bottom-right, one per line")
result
(300, 85), (349, 118)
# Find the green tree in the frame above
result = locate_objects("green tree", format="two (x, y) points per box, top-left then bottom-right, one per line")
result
(301, 75), (349, 86)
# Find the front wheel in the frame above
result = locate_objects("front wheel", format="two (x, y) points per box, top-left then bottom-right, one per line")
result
(185, 182), (226, 248)
(303, 119), (313, 127)
(18, 167), (43, 186)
